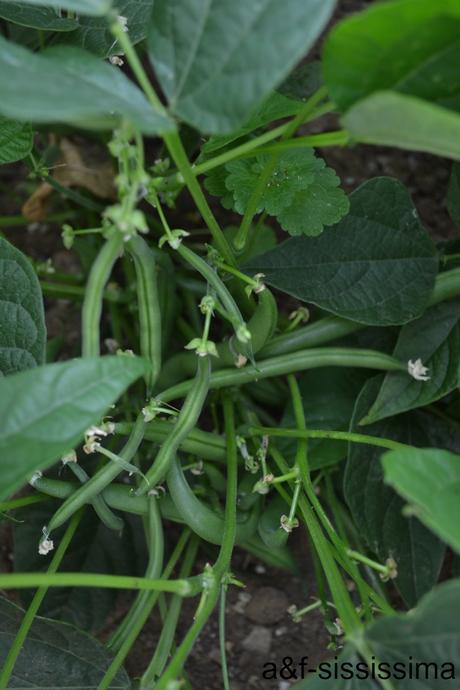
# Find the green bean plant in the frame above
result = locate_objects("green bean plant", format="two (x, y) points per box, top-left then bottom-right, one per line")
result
(1, 0), (460, 688)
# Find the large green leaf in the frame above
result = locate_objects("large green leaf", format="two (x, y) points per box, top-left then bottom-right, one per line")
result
(0, 36), (173, 134)
(0, 355), (147, 501)
(344, 377), (446, 607)
(322, 0), (460, 112)
(294, 580), (460, 688)
(62, 0), (153, 56)
(0, 116), (33, 164)
(343, 91), (460, 161)
(12, 0), (112, 15)
(0, 236), (45, 374)
(148, 0), (336, 133)
(383, 447), (460, 553)
(361, 300), (460, 425)
(0, 2), (78, 30)
(14, 501), (147, 632)
(245, 177), (438, 326)
(0, 596), (130, 688)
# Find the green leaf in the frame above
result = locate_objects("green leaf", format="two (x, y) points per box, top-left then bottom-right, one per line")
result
(0, 116), (33, 165)
(0, 36), (173, 134)
(447, 162), (460, 226)
(280, 367), (369, 471)
(361, 300), (460, 425)
(366, 579), (460, 685)
(343, 91), (460, 161)
(0, 596), (130, 688)
(383, 447), (460, 553)
(293, 580), (460, 688)
(0, 236), (45, 374)
(245, 177), (438, 326)
(14, 501), (148, 632)
(12, 0), (112, 15)
(0, 355), (147, 501)
(277, 60), (322, 102)
(148, 0), (335, 133)
(0, 2), (78, 30)
(209, 149), (349, 236)
(61, 0), (153, 56)
(344, 377), (446, 607)
(322, 0), (460, 112)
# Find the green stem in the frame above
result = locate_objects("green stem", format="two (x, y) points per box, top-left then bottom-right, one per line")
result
(0, 572), (193, 595)
(163, 131), (235, 264)
(219, 585), (231, 690)
(249, 130), (349, 156)
(247, 425), (409, 452)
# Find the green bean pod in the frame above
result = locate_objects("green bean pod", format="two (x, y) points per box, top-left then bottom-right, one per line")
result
(82, 234), (124, 358)
(137, 356), (211, 494)
(166, 457), (260, 545)
(109, 496), (164, 652)
(237, 473), (260, 512)
(115, 420), (226, 462)
(46, 415), (145, 534)
(159, 347), (406, 402)
(67, 462), (124, 532)
(126, 235), (162, 392)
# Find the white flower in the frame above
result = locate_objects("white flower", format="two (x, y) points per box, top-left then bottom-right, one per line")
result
(85, 425), (108, 440)
(61, 450), (77, 465)
(407, 358), (430, 381)
(117, 15), (128, 31)
(39, 538), (54, 556)
(109, 55), (124, 67)
(29, 471), (42, 486)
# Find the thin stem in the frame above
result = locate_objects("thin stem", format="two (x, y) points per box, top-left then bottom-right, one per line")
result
(0, 511), (82, 690)
(247, 425), (409, 452)
(219, 585), (231, 690)
(163, 131), (235, 264)
(0, 573), (193, 595)
(251, 130), (349, 156)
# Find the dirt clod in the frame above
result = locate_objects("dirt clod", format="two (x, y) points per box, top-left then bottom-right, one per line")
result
(245, 587), (289, 625)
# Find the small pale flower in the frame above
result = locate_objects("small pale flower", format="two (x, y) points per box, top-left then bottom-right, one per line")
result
(109, 55), (124, 67)
(234, 353), (247, 368)
(407, 358), (430, 381)
(61, 450), (77, 465)
(85, 425), (108, 440)
(39, 537), (54, 556)
(29, 470), (43, 487)
(280, 514), (299, 533)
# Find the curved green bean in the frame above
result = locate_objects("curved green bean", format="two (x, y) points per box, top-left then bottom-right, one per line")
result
(109, 496), (164, 652)
(46, 414), (145, 534)
(126, 235), (162, 392)
(82, 234), (124, 358)
(166, 457), (259, 545)
(137, 356), (211, 494)
(158, 347), (405, 402)
(67, 462), (124, 532)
